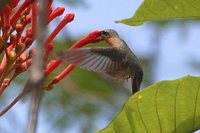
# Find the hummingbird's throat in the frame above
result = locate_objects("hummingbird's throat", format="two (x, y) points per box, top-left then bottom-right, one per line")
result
(106, 37), (122, 47)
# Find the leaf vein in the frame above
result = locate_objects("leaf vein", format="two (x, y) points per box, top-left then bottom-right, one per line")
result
(174, 81), (181, 133)
(192, 83), (200, 130)
(155, 85), (162, 133)
(160, 0), (183, 16)
(124, 109), (134, 133)
(185, 0), (200, 11)
(137, 95), (149, 133)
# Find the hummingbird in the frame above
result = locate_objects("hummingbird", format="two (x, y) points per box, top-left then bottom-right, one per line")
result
(57, 29), (143, 94)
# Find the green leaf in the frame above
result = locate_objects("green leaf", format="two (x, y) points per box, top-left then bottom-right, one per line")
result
(116, 0), (200, 26)
(96, 76), (200, 133)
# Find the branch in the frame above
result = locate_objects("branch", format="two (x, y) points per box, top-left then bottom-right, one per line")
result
(0, 80), (29, 116)
(26, 0), (48, 133)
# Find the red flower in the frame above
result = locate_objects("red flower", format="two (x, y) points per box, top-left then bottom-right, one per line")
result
(0, 0), (102, 116)
(46, 30), (102, 89)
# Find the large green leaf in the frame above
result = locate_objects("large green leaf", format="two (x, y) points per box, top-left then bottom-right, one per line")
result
(96, 76), (200, 133)
(116, 0), (200, 26)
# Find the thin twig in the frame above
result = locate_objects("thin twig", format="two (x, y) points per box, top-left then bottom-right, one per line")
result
(26, 0), (48, 133)
(0, 80), (29, 116)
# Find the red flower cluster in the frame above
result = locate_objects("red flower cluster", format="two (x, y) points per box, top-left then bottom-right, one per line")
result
(0, 0), (102, 96)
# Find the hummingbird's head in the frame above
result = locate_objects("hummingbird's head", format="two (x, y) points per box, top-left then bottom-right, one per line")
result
(101, 29), (119, 39)
(100, 29), (122, 47)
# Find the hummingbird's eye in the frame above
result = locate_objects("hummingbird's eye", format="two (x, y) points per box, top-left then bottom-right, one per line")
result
(102, 31), (109, 36)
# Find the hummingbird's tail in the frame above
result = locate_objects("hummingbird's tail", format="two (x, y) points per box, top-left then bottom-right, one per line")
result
(131, 71), (143, 94)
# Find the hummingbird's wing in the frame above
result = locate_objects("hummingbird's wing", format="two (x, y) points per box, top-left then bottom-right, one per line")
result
(57, 47), (129, 75)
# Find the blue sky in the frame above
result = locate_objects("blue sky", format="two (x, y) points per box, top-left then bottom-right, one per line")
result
(1, 0), (200, 133)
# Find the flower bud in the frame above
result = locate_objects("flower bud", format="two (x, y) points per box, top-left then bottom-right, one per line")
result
(26, 28), (33, 38)
(15, 43), (25, 55)
(25, 15), (31, 23)
(24, 37), (33, 47)
(16, 57), (24, 64)
(15, 23), (23, 32)
(48, 7), (65, 23)
(8, 51), (16, 64)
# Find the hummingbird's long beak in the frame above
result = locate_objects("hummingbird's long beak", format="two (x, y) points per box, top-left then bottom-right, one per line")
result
(96, 30), (112, 40)
(95, 36), (103, 41)
(94, 30), (104, 40)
